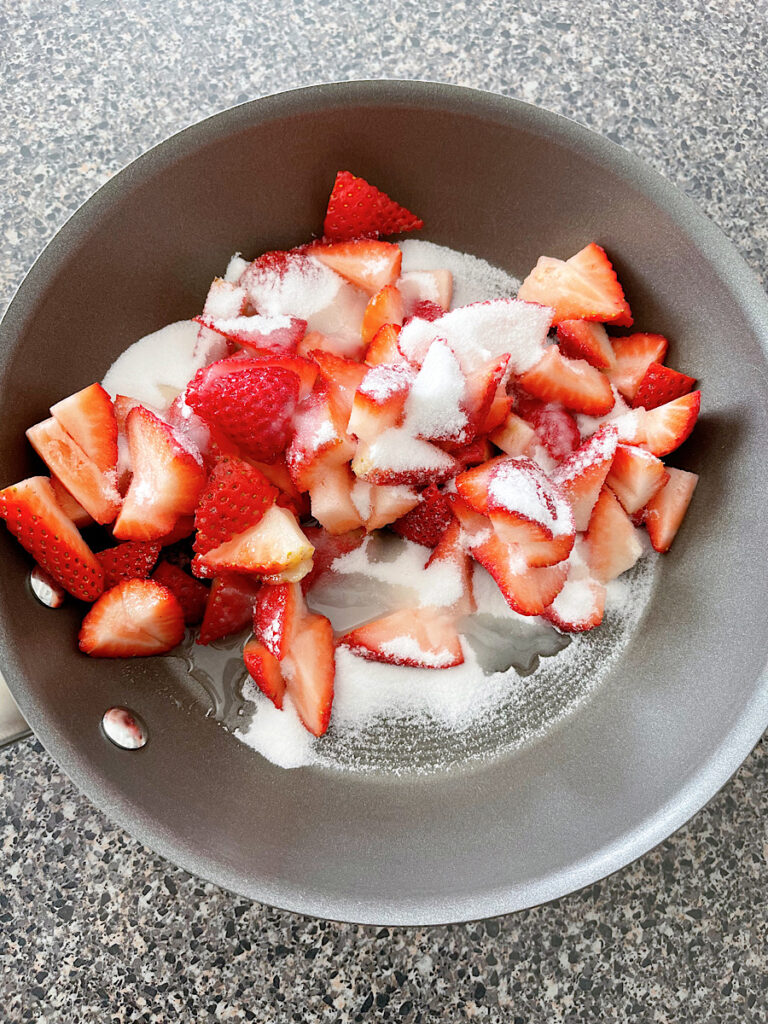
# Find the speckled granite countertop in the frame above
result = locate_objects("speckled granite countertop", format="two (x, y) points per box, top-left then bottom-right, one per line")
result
(1, 1), (767, 1021)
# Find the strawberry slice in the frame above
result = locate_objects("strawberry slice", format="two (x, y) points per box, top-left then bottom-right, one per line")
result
(442, 435), (495, 469)
(197, 573), (262, 645)
(469, 532), (568, 616)
(425, 519), (475, 617)
(351, 430), (457, 487)
(515, 396), (581, 462)
(489, 411), (536, 457)
(454, 455), (509, 514)
(586, 486), (643, 583)
(518, 347), (615, 416)
(310, 349), (368, 425)
(397, 270), (453, 314)
(98, 540), (161, 588)
(185, 360), (300, 462)
(543, 577), (606, 633)
(552, 425), (619, 531)
(347, 363), (415, 442)
(361, 284), (405, 346)
(286, 384), (356, 493)
(195, 313), (307, 357)
(313, 239), (402, 295)
(50, 474), (93, 529)
(391, 483), (453, 547)
(50, 382), (118, 472)
(194, 504), (314, 579)
(113, 407), (206, 542)
(308, 464), (364, 535)
(193, 457), (278, 556)
(403, 299), (446, 324)
(300, 527), (365, 593)
(605, 444), (668, 514)
(78, 579), (185, 657)
(26, 417), (122, 525)
(156, 515), (196, 546)
(517, 243), (633, 326)
(462, 356), (510, 441)
(643, 467), (698, 552)
(322, 170), (424, 242)
(555, 320), (615, 370)
(606, 333), (669, 401)
(254, 581), (303, 659)
(637, 391), (700, 457)
(152, 561), (209, 625)
(631, 362), (696, 410)
(0, 476), (104, 601)
(359, 482), (421, 531)
(364, 323), (405, 366)
(243, 638), (286, 709)
(338, 607), (463, 668)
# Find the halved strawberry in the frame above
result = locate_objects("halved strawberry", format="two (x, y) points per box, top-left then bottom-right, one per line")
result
(632, 362), (696, 410)
(518, 347), (615, 416)
(364, 323), (404, 366)
(113, 407), (206, 542)
(98, 541), (161, 588)
(346, 363), (415, 442)
(361, 284), (405, 346)
(397, 270), (453, 313)
(454, 456), (509, 515)
(552, 425), (619, 531)
(556, 319), (615, 370)
(313, 239), (402, 295)
(193, 457), (278, 556)
(470, 532), (569, 616)
(543, 577), (606, 633)
(643, 467), (698, 552)
(50, 474), (93, 529)
(425, 519), (475, 617)
(195, 313), (307, 358)
(391, 483), (453, 547)
(322, 170), (424, 241)
(489, 411), (536, 457)
(78, 579), (184, 657)
(26, 417), (122, 525)
(287, 611), (335, 736)
(152, 561), (209, 625)
(201, 277), (248, 319)
(515, 396), (581, 462)
(50, 382), (118, 472)
(254, 581), (303, 659)
(586, 486), (643, 583)
(338, 607), (463, 668)
(606, 333), (669, 401)
(351, 430), (456, 487)
(517, 243), (633, 326)
(300, 527), (365, 593)
(194, 504), (314, 579)
(197, 573), (262, 645)
(309, 463), (364, 535)
(637, 391), (700, 457)
(0, 476), (104, 601)
(605, 444), (668, 514)
(243, 638), (286, 709)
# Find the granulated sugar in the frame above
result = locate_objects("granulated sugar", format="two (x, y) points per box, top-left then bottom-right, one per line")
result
(403, 339), (468, 441)
(102, 320), (203, 411)
(399, 239), (519, 307)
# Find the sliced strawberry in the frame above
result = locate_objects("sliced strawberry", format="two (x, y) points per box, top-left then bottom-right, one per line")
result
(605, 444), (668, 514)
(515, 396), (581, 462)
(78, 579), (185, 657)
(313, 239), (402, 295)
(361, 284), (405, 346)
(300, 527), (365, 593)
(518, 347), (615, 416)
(286, 384), (356, 492)
(197, 573), (262, 645)
(50, 382), (118, 472)
(26, 417), (121, 525)
(201, 277), (248, 319)
(644, 467), (698, 552)
(243, 638), (286, 709)
(338, 607), (463, 669)
(322, 170), (424, 241)
(247, 456), (304, 504)
(361, 482), (421, 531)
(50, 474), (93, 529)
(156, 515), (196, 546)
(463, 356), (510, 441)
(193, 457), (278, 556)
(347, 363), (415, 442)
(351, 430), (456, 487)
(489, 411), (536, 457)
(637, 391), (700, 457)
(477, 379), (512, 435)
(586, 486), (643, 583)
(297, 329), (364, 362)
(552, 425), (619, 531)
(397, 269), (453, 313)
(364, 323), (404, 366)
(309, 463), (364, 534)
(113, 407), (206, 542)
(632, 362), (696, 410)
(98, 541), (161, 588)
(454, 456), (509, 515)
(0, 476), (104, 601)
(425, 519), (475, 617)
(517, 243), (632, 326)
(254, 581), (303, 659)
(195, 313), (307, 357)
(555, 319), (615, 370)
(194, 505), (314, 579)
(391, 483), (454, 547)
(442, 435), (495, 469)
(543, 577), (606, 633)
(606, 333), (669, 401)
(470, 533), (568, 616)
(253, 356), (316, 402)
(310, 349), (368, 425)
(152, 561), (209, 625)
(287, 611), (335, 736)
(185, 360), (300, 462)
(261, 557), (315, 584)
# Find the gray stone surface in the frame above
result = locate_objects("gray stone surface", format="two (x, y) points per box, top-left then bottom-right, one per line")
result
(0, 0), (766, 1020)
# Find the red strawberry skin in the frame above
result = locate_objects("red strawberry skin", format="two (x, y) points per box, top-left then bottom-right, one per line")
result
(322, 170), (424, 241)
(243, 638), (286, 709)
(197, 573), (262, 645)
(515, 395), (580, 462)
(186, 363), (300, 462)
(390, 484), (453, 548)
(98, 541), (161, 589)
(78, 579), (185, 657)
(152, 561), (209, 625)
(631, 362), (696, 410)
(193, 457), (278, 556)
(0, 476), (104, 602)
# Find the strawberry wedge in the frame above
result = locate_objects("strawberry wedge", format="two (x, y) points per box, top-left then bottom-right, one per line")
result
(338, 607), (464, 668)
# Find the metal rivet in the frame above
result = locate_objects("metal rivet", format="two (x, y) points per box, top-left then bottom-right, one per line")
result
(102, 707), (148, 749)
(29, 565), (66, 608)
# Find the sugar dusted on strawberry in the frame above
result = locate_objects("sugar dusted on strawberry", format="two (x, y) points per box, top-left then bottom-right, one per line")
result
(402, 339), (469, 443)
(195, 313), (307, 357)
(352, 428), (457, 487)
(338, 607), (464, 669)
(202, 277), (248, 320)
(391, 483), (453, 548)
(397, 270), (453, 314)
(314, 239), (403, 296)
